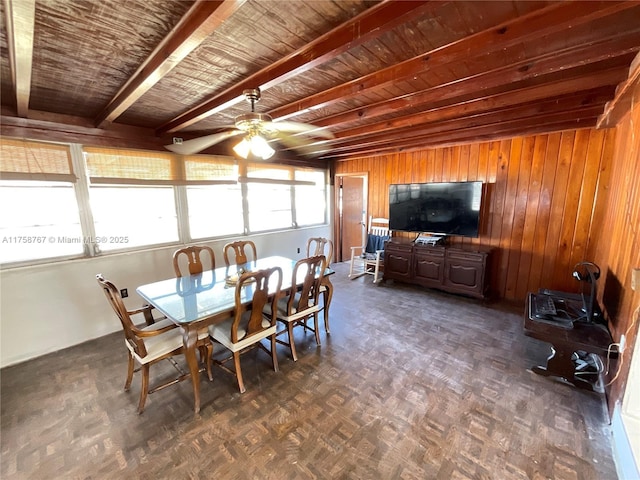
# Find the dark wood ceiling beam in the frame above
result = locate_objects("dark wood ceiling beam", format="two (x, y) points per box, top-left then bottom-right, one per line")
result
(330, 67), (627, 141)
(3, 0), (36, 117)
(313, 35), (640, 130)
(94, 0), (247, 127)
(270, 1), (639, 121)
(325, 91), (612, 154)
(1, 113), (172, 151)
(156, 0), (439, 134)
(597, 51), (640, 128)
(326, 115), (601, 160)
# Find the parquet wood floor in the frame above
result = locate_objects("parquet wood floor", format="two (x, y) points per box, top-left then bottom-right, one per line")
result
(1, 263), (617, 479)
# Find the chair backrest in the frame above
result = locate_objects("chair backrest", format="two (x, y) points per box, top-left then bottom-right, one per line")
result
(285, 255), (326, 315)
(231, 266), (282, 343)
(223, 240), (257, 267)
(96, 274), (148, 357)
(365, 217), (390, 253)
(369, 217), (390, 236)
(306, 237), (333, 265)
(173, 245), (215, 277)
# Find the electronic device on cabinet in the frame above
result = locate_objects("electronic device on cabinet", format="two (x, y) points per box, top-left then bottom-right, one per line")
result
(413, 234), (446, 246)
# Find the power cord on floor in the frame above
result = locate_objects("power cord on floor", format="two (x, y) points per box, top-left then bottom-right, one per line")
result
(605, 304), (640, 386)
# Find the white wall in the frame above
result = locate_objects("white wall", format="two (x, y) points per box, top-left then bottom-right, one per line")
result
(0, 226), (330, 367)
(613, 334), (640, 479)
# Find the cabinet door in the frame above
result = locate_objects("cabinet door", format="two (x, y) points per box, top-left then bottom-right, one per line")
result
(444, 251), (486, 297)
(414, 251), (445, 287)
(384, 247), (412, 281)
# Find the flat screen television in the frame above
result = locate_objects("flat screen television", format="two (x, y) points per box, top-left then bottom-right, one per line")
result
(389, 181), (483, 237)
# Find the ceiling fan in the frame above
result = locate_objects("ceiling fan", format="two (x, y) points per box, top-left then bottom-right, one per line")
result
(165, 88), (334, 159)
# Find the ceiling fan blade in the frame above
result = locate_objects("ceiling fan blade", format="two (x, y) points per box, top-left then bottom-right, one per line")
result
(165, 130), (242, 155)
(270, 132), (331, 157)
(269, 121), (334, 139)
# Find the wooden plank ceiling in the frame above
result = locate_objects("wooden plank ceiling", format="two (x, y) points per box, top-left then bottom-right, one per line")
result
(1, 0), (639, 164)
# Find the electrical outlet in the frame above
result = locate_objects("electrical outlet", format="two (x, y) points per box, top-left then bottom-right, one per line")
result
(620, 334), (626, 353)
(632, 268), (640, 291)
(120, 288), (128, 298)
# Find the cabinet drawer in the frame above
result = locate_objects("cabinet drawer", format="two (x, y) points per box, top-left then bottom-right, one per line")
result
(385, 242), (413, 253)
(447, 250), (486, 263)
(413, 245), (445, 257)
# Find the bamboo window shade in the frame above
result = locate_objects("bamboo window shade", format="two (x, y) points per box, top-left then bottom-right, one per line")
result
(0, 138), (75, 182)
(84, 147), (238, 185)
(183, 155), (237, 184)
(243, 163), (315, 186)
(84, 147), (179, 185)
(247, 163), (291, 180)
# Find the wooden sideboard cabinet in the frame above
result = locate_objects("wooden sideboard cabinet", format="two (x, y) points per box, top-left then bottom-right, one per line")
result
(384, 239), (492, 299)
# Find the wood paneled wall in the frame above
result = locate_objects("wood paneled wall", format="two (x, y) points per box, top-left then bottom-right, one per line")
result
(596, 98), (640, 407)
(334, 128), (617, 302)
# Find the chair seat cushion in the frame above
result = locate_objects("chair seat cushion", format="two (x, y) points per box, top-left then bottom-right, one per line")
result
(272, 293), (320, 322)
(127, 322), (208, 365)
(209, 311), (276, 352)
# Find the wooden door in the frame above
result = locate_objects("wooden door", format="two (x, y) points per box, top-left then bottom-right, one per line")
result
(336, 175), (366, 262)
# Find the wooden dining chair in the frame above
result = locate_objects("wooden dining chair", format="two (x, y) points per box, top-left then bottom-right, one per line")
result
(208, 266), (282, 393)
(223, 240), (257, 267)
(96, 274), (212, 413)
(173, 245), (215, 277)
(272, 255), (326, 362)
(306, 237), (334, 334)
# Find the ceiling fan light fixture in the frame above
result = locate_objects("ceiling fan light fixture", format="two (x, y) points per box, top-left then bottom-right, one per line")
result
(233, 137), (251, 158)
(250, 135), (275, 160)
(233, 134), (275, 160)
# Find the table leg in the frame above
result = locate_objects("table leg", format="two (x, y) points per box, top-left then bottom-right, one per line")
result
(182, 326), (201, 413)
(322, 277), (333, 334)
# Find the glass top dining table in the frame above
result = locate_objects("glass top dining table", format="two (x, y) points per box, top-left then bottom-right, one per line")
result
(136, 255), (333, 413)
(137, 255), (331, 324)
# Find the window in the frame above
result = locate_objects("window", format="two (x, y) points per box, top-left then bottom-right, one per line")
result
(184, 155), (243, 239)
(187, 184), (244, 238)
(243, 164), (328, 232)
(0, 181), (84, 263)
(245, 164), (293, 232)
(294, 169), (326, 226)
(89, 185), (178, 251)
(84, 147), (180, 251)
(0, 139), (84, 264)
